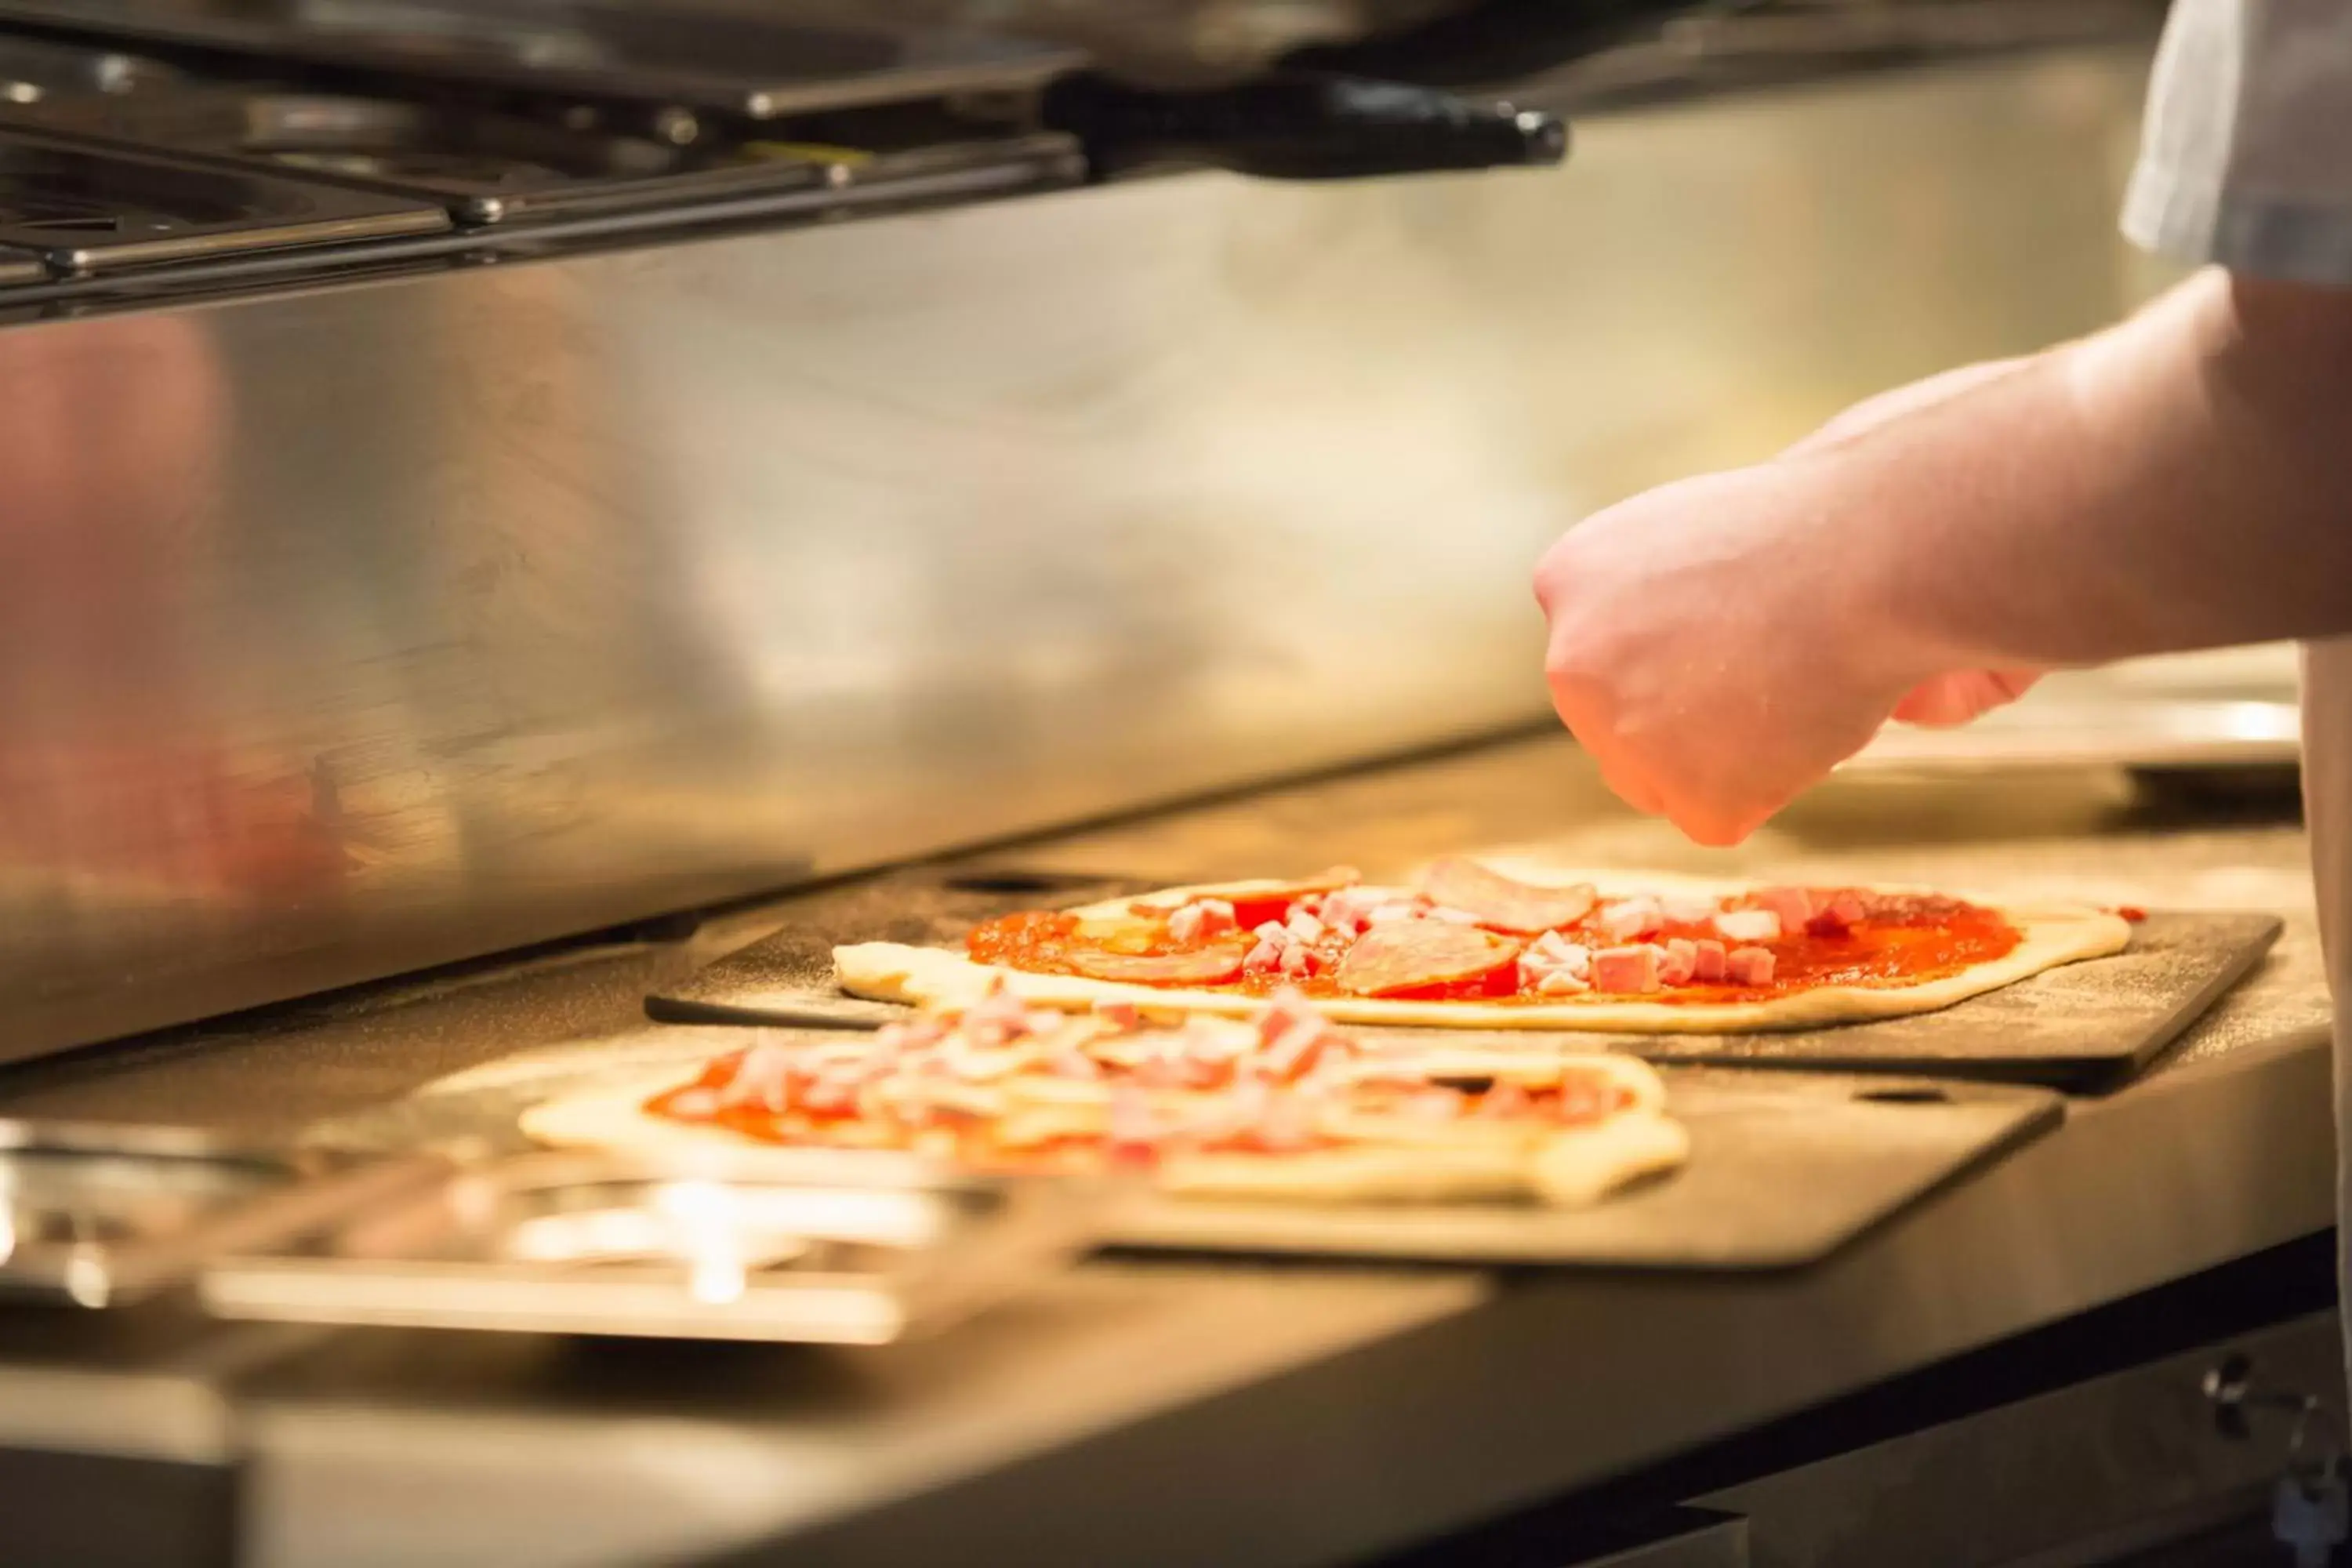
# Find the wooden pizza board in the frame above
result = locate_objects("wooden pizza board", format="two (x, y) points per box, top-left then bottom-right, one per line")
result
(645, 871), (2279, 1092)
(1102, 1068), (2060, 1268)
(1610, 910), (2280, 1090)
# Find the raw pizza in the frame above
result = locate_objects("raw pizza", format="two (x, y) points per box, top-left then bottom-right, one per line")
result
(833, 859), (2133, 1033)
(523, 987), (1689, 1208)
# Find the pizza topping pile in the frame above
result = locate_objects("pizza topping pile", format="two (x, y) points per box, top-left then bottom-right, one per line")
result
(646, 982), (1657, 1185)
(963, 860), (2023, 1004)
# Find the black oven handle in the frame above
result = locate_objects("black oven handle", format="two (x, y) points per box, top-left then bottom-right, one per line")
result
(1040, 71), (1566, 182)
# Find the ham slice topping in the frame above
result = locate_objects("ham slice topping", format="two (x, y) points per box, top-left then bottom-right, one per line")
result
(1334, 922), (1520, 997)
(1417, 858), (1599, 934)
(1066, 938), (1250, 986)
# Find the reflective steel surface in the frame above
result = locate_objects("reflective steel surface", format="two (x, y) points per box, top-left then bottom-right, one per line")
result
(0, 728), (2325, 1566)
(0, 47), (2161, 1062)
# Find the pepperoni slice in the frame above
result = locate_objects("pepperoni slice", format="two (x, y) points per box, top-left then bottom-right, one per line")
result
(1065, 939), (1250, 986)
(1417, 858), (1597, 934)
(1335, 923), (1521, 998)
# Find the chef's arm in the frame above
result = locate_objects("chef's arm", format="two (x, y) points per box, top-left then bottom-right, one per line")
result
(1533, 265), (2352, 844)
(1832, 266), (2352, 669)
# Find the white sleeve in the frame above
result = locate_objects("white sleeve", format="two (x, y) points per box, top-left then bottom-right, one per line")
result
(2123, 0), (2352, 284)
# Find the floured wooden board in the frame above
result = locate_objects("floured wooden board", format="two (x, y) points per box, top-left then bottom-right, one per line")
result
(1106, 1068), (2061, 1267)
(305, 1043), (2061, 1272)
(647, 872), (2279, 1091)
(1619, 911), (2280, 1089)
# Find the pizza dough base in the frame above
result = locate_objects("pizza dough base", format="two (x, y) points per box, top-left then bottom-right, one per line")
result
(833, 871), (2133, 1034)
(519, 1072), (1690, 1209)
(1159, 1115), (1690, 1207)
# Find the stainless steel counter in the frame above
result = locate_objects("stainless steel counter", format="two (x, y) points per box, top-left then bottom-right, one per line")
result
(0, 735), (2330, 1567)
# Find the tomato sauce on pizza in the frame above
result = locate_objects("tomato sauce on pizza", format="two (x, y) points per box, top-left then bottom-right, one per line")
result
(964, 862), (2023, 1005)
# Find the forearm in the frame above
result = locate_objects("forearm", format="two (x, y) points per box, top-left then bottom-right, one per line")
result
(1810, 268), (2352, 673)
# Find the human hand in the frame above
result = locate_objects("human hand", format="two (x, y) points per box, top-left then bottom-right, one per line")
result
(1534, 460), (1935, 845)
(1536, 354), (2071, 844)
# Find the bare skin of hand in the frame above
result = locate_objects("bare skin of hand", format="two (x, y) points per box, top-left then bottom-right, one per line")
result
(1536, 267), (2352, 846)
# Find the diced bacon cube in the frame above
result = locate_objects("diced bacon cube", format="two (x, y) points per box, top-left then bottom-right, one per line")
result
(1286, 911), (1326, 943)
(1692, 938), (1728, 984)
(1107, 1086), (1160, 1165)
(1727, 946), (1777, 986)
(1517, 929), (1596, 994)
(1131, 1050), (1193, 1091)
(1659, 938), (1698, 987)
(1403, 1087), (1466, 1122)
(1243, 938), (1284, 976)
(1553, 1076), (1612, 1124)
(1592, 944), (1663, 994)
(1525, 930), (1592, 974)
(800, 1078), (859, 1117)
(1806, 891), (1871, 937)
(1049, 1048), (1103, 1080)
(1163, 898), (1239, 942)
(1261, 1019), (1330, 1081)
(1255, 988), (1323, 1046)
(961, 981), (1038, 1045)
(720, 1042), (803, 1112)
(1661, 892), (1718, 925)
(1181, 1023), (1244, 1066)
(1318, 886), (1392, 934)
(1279, 942), (1321, 978)
(964, 1017), (1023, 1050)
(1253, 920), (1289, 944)
(1712, 908), (1782, 945)
(1091, 1000), (1145, 1033)
(1252, 1093), (1318, 1155)
(1595, 897), (1664, 942)
(1752, 887), (1816, 930)
(1478, 1083), (1534, 1120)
